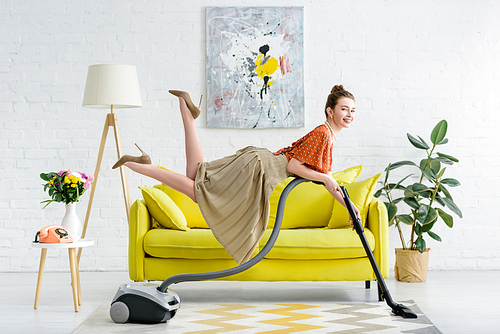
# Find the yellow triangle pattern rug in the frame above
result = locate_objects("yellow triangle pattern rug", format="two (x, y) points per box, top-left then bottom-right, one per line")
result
(73, 300), (442, 333)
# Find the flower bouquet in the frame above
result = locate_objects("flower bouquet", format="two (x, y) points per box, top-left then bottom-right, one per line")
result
(40, 170), (94, 209)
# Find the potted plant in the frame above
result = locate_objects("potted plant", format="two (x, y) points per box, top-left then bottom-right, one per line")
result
(374, 120), (462, 282)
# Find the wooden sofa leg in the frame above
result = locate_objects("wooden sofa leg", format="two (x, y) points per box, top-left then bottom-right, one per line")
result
(365, 280), (370, 289)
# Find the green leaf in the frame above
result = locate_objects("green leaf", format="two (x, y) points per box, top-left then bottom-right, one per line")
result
(437, 152), (458, 162)
(40, 173), (51, 181)
(384, 163), (391, 184)
(391, 197), (404, 204)
(425, 208), (438, 225)
(404, 196), (420, 210)
(436, 167), (446, 180)
(397, 214), (414, 225)
(416, 236), (426, 253)
(437, 208), (454, 228)
(415, 222), (422, 236)
(419, 159), (429, 171)
(435, 156), (454, 165)
(434, 196), (445, 207)
(418, 159), (435, 182)
(421, 168), (434, 183)
(412, 182), (431, 193)
(437, 138), (449, 145)
(422, 221), (435, 232)
(396, 174), (414, 187)
(40, 199), (55, 209)
(408, 133), (430, 150)
(439, 184), (453, 200)
(387, 183), (407, 191)
(387, 160), (419, 170)
(442, 197), (463, 218)
(427, 231), (442, 242)
(441, 178), (461, 187)
(431, 120), (448, 145)
(385, 202), (398, 222)
(374, 188), (383, 198)
(417, 205), (428, 223)
(429, 159), (441, 176)
(415, 185), (433, 199)
(417, 136), (430, 149)
(417, 204), (437, 225)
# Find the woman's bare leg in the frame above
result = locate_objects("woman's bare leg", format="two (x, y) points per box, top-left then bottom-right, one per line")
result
(177, 97), (203, 180)
(118, 94), (202, 202)
(124, 162), (197, 202)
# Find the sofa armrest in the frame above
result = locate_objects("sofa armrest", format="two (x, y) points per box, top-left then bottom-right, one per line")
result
(366, 198), (390, 279)
(128, 199), (152, 281)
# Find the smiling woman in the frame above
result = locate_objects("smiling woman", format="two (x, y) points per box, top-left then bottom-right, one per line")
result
(114, 85), (359, 265)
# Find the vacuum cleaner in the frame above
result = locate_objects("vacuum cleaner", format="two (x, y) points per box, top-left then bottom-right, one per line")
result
(110, 177), (417, 323)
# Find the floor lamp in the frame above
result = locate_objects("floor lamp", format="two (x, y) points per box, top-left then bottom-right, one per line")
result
(79, 64), (142, 261)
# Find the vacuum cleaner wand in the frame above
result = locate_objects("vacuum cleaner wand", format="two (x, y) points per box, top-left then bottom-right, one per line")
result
(340, 186), (418, 319)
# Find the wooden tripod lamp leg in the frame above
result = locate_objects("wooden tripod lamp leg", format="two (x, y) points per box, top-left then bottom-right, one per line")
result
(109, 113), (131, 220)
(77, 114), (110, 263)
(77, 111), (132, 262)
(81, 114), (110, 241)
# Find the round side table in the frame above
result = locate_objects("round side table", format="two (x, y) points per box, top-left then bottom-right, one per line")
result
(32, 239), (94, 312)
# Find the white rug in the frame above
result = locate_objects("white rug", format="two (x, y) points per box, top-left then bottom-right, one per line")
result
(73, 300), (441, 333)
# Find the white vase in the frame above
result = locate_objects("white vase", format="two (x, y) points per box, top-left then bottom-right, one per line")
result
(61, 203), (81, 242)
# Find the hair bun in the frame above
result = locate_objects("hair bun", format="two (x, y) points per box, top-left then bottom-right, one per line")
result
(331, 85), (345, 93)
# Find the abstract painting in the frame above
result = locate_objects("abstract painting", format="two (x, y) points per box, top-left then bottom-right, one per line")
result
(206, 7), (304, 128)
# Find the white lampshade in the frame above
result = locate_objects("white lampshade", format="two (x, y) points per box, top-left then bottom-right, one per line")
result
(82, 64), (142, 109)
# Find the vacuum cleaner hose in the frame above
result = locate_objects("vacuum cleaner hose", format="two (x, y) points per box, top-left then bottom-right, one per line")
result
(158, 177), (309, 292)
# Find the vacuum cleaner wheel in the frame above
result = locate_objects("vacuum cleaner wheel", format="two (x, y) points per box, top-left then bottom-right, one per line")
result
(110, 301), (130, 324)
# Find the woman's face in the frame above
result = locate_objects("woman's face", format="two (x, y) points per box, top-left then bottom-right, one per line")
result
(327, 97), (355, 130)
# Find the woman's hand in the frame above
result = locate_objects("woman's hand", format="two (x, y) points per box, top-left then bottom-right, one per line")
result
(349, 203), (362, 230)
(322, 175), (341, 194)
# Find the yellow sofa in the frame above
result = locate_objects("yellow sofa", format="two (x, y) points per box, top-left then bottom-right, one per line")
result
(128, 166), (389, 286)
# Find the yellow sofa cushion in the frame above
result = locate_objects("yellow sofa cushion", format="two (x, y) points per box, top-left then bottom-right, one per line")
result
(154, 167), (209, 228)
(144, 228), (258, 259)
(328, 173), (381, 229)
(268, 165), (363, 229)
(258, 228), (375, 260)
(139, 186), (189, 231)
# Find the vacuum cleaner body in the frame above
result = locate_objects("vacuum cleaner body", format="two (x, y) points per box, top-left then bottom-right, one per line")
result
(110, 283), (180, 324)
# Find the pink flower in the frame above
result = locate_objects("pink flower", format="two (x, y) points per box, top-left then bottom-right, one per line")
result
(83, 175), (94, 190)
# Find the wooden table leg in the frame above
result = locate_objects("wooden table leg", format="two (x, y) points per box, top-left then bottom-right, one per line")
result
(68, 248), (79, 312)
(76, 257), (82, 306)
(34, 248), (47, 309)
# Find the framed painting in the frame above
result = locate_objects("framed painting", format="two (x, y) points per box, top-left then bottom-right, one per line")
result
(206, 6), (304, 128)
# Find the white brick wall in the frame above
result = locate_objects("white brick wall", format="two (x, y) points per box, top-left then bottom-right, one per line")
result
(1, 0), (499, 272)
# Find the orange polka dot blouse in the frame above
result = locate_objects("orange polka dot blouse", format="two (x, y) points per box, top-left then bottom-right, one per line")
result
(274, 124), (333, 174)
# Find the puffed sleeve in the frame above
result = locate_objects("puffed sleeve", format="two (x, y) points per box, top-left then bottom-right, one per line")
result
(288, 129), (332, 174)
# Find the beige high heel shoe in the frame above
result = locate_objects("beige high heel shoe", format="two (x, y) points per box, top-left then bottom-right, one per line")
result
(169, 90), (203, 119)
(112, 143), (151, 169)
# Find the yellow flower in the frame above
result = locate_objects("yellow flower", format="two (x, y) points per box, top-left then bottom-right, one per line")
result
(64, 176), (70, 183)
(71, 184), (77, 188)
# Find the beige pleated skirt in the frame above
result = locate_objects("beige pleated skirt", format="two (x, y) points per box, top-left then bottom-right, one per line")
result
(194, 146), (290, 265)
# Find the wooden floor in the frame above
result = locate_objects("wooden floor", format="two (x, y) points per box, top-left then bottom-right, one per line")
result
(0, 270), (499, 333)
